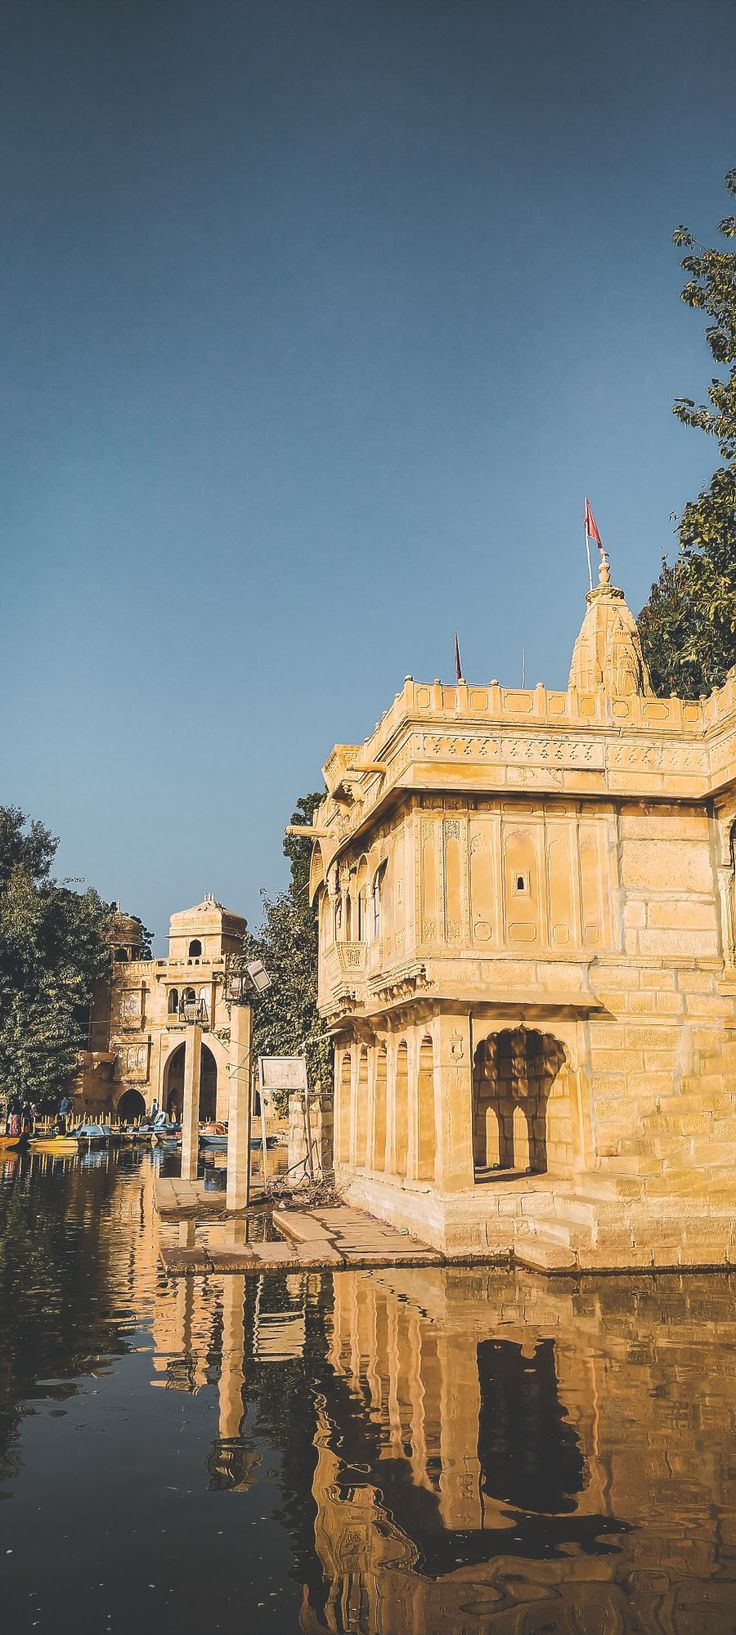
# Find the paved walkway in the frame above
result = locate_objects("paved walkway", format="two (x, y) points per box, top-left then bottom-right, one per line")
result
(154, 1177), (267, 1219)
(158, 1203), (444, 1275)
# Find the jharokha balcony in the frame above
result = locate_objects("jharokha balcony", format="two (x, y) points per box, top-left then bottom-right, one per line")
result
(336, 941), (366, 973)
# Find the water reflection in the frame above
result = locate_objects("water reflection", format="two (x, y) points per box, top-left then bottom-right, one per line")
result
(1, 1152), (736, 1635)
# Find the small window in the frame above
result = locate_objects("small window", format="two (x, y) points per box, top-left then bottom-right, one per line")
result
(188, 938), (202, 958)
(514, 873), (529, 895)
(115, 947), (128, 962)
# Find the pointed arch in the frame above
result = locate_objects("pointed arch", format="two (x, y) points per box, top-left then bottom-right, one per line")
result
(373, 1045), (387, 1171)
(416, 1035), (436, 1181)
(336, 1051), (352, 1164)
(394, 1041), (409, 1176)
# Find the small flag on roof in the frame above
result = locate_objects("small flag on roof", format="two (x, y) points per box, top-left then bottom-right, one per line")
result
(584, 497), (604, 553)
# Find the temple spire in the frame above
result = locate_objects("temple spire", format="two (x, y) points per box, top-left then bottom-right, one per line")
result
(568, 545), (653, 697)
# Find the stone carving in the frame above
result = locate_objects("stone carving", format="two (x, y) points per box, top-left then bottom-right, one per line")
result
(419, 731), (603, 769)
(568, 558), (653, 697)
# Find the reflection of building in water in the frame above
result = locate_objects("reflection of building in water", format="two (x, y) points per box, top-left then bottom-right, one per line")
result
(304, 552), (736, 1269)
(299, 1269), (736, 1635)
(73, 895), (246, 1120)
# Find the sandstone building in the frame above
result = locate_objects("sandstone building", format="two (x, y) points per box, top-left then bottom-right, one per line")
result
(74, 894), (245, 1121)
(304, 554), (736, 1270)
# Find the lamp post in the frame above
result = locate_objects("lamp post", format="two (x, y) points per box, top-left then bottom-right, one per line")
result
(224, 962), (270, 1214)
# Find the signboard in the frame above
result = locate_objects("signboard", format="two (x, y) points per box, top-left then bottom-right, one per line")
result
(258, 1055), (308, 1094)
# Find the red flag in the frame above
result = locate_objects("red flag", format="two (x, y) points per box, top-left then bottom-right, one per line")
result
(584, 497), (604, 553)
(454, 632), (463, 683)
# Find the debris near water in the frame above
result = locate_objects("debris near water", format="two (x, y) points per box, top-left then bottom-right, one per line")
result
(275, 1177), (344, 1212)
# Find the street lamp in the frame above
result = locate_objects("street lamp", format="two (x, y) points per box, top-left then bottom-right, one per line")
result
(224, 961), (271, 1005)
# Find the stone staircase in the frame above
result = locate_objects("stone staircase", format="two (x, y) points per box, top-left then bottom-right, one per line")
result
(509, 1159), (736, 1273)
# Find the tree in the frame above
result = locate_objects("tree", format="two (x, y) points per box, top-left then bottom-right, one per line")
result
(241, 793), (332, 1107)
(0, 807), (113, 1107)
(639, 170), (736, 695)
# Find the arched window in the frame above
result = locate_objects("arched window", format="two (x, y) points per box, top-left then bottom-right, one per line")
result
(345, 892), (353, 940)
(184, 987), (196, 1005)
(334, 896), (343, 941)
(356, 859), (368, 942)
(188, 939), (202, 958)
(337, 1052), (352, 1164)
(372, 870), (383, 942)
(115, 948), (129, 962)
(168, 988), (179, 1015)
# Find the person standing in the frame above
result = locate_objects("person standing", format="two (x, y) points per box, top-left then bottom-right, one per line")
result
(58, 1093), (72, 1134)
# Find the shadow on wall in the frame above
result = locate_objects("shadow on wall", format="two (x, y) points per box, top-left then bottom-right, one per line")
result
(472, 1027), (566, 1176)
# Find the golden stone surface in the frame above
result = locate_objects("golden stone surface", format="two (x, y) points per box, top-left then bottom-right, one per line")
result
(310, 560), (736, 1269)
(73, 894), (245, 1123)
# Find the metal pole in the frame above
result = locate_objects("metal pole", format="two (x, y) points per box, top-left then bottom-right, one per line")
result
(303, 1088), (315, 1182)
(259, 1077), (269, 1189)
(584, 518), (593, 591)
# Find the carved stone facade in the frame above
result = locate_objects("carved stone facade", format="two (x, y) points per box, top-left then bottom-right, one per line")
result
(72, 895), (245, 1120)
(308, 556), (736, 1269)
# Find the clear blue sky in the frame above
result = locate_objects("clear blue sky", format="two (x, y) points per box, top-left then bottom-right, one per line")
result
(2, 0), (734, 948)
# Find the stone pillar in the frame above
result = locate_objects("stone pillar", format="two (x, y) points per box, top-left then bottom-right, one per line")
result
(435, 1012), (474, 1192)
(227, 1003), (252, 1213)
(180, 1023), (202, 1182)
(218, 1265), (246, 1442)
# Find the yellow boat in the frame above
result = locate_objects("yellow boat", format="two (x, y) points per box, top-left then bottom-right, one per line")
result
(29, 1136), (79, 1155)
(0, 1134), (26, 1152)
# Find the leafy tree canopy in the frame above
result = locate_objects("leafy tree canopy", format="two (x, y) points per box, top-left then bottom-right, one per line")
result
(0, 807), (114, 1108)
(240, 793), (331, 1109)
(639, 170), (736, 697)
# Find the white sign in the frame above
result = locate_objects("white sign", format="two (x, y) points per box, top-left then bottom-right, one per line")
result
(258, 1055), (308, 1093)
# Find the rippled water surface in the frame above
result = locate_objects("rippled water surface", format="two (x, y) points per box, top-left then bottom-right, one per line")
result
(1, 1149), (736, 1634)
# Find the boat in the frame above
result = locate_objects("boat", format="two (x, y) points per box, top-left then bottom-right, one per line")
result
(29, 1135), (80, 1156)
(199, 1121), (228, 1149)
(75, 1122), (109, 1149)
(150, 1122), (181, 1149)
(0, 1133), (28, 1152)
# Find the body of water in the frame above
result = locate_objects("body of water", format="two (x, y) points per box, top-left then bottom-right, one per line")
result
(1, 1147), (735, 1633)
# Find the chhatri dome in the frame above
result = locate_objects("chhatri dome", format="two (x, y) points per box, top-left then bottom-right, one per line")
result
(568, 549), (653, 697)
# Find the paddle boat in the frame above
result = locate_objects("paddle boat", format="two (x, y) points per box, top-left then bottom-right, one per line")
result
(30, 1133), (80, 1156)
(0, 1132), (29, 1153)
(150, 1122), (181, 1150)
(199, 1121), (228, 1150)
(75, 1121), (109, 1149)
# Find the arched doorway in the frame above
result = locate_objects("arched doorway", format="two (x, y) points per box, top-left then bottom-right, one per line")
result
(336, 1052), (351, 1164)
(472, 1027), (567, 1179)
(416, 1036), (436, 1181)
(394, 1041), (409, 1175)
(373, 1045), (387, 1171)
(355, 1048), (369, 1168)
(117, 1088), (146, 1122)
(164, 1041), (218, 1121)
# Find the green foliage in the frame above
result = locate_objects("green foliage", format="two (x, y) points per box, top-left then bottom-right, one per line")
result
(639, 170), (736, 695)
(0, 807), (113, 1107)
(241, 792), (332, 1109)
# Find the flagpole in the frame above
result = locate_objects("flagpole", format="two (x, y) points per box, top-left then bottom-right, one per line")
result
(583, 505), (593, 591)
